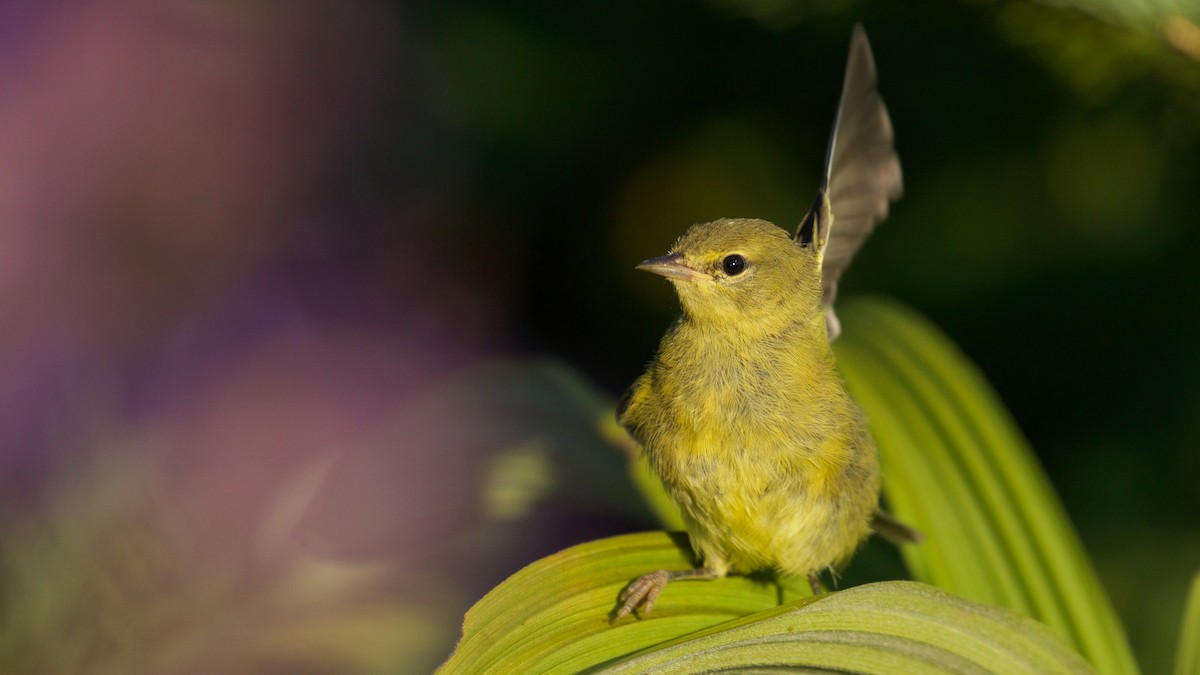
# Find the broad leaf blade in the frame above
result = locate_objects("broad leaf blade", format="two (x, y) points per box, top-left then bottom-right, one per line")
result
(439, 532), (808, 675)
(834, 297), (1139, 675)
(603, 581), (1093, 675)
(441, 533), (1093, 674)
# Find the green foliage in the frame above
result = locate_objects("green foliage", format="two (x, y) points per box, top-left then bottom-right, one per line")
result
(440, 532), (805, 674)
(606, 580), (1094, 674)
(834, 298), (1140, 674)
(441, 533), (1094, 674)
(1178, 572), (1200, 675)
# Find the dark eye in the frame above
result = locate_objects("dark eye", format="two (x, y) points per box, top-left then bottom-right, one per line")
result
(721, 254), (747, 276)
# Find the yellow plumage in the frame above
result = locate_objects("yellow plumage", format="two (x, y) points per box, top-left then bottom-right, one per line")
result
(614, 25), (910, 620)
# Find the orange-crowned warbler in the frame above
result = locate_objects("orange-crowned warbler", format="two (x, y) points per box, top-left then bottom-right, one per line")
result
(615, 24), (916, 620)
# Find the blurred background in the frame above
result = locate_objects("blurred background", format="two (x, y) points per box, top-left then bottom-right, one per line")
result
(1, 0), (1197, 672)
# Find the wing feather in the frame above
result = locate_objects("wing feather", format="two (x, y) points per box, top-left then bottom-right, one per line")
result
(797, 25), (902, 340)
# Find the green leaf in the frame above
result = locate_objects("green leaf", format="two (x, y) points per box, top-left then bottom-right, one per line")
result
(439, 532), (808, 675)
(833, 297), (1139, 675)
(440, 532), (1093, 674)
(1177, 571), (1200, 675)
(604, 580), (1094, 674)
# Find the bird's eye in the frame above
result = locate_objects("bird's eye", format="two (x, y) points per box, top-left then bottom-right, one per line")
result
(721, 254), (747, 276)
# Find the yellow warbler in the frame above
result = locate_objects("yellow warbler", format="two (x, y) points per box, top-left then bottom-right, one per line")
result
(615, 24), (913, 620)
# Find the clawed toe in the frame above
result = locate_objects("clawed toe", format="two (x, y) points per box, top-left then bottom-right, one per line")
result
(613, 570), (670, 621)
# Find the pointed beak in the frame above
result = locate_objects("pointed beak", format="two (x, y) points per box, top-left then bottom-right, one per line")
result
(636, 253), (708, 283)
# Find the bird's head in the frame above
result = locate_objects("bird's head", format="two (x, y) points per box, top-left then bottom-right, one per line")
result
(638, 218), (823, 332)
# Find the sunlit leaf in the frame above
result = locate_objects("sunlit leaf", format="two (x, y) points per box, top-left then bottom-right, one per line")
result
(1177, 571), (1200, 675)
(605, 580), (1094, 674)
(439, 532), (809, 674)
(833, 297), (1139, 675)
(441, 533), (1093, 674)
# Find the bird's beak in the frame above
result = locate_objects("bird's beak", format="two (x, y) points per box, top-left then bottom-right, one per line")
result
(636, 253), (708, 283)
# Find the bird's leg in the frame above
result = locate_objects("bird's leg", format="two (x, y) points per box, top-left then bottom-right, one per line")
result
(807, 571), (823, 595)
(613, 567), (720, 621)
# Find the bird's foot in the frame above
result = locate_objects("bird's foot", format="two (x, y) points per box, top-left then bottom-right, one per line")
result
(612, 567), (720, 622)
(613, 570), (670, 621)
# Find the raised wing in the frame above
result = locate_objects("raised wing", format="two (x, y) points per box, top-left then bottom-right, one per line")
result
(796, 24), (902, 341)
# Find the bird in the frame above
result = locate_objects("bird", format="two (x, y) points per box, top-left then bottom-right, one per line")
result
(614, 24), (913, 621)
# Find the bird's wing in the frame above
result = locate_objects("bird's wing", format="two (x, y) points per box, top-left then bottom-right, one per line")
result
(796, 24), (902, 341)
(616, 373), (650, 429)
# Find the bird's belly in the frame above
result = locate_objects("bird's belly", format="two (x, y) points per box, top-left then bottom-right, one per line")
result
(655, 425), (876, 577)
